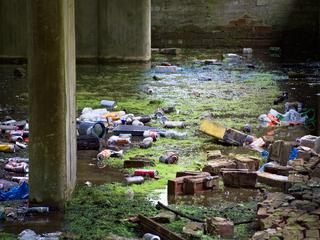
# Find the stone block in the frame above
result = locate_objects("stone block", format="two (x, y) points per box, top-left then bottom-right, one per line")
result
(202, 159), (237, 175)
(123, 157), (152, 168)
(257, 207), (269, 220)
(222, 170), (257, 188)
(206, 150), (222, 160)
(283, 225), (305, 240)
(291, 200), (319, 212)
(299, 135), (319, 149)
(168, 175), (219, 197)
(182, 221), (204, 237)
(297, 148), (312, 161)
(264, 163), (293, 176)
(151, 211), (176, 223)
(176, 171), (210, 178)
(183, 176), (219, 195)
(268, 140), (292, 166)
(257, 172), (291, 191)
(234, 156), (259, 171)
(206, 217), (234, 237)
(305, 230), (320, 239)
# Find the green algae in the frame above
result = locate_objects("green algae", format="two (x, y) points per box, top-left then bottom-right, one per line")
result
(0, 233), (16, 240)
(69, 49), (284, 239)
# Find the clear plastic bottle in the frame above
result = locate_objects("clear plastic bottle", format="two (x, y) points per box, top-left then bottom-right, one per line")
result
(163, 130), (187, 139)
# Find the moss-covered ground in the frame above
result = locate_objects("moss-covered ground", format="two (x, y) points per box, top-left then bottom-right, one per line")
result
(65, 49), (285, 239)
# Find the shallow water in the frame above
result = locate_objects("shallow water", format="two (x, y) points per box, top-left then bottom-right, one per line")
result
(0, 49), (320, 237)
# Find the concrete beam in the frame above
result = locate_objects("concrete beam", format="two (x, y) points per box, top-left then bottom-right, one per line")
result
(28, 0), (76, 209)
(98, 0), (151, 62)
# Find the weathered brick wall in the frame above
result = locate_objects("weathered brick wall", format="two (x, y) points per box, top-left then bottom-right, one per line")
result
(152, 0), (319, 49)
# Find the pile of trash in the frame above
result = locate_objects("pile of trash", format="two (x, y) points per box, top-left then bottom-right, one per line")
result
(258, 99), (315, 128)
(0, 117), (29, 201)
(77, 100), (188, 185)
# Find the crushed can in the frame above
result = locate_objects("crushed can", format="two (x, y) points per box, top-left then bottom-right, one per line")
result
(4, 161), (29, 173)
(124, 176), (144, 185)
(97, 149), (112, 161)
(134, 169), (158, 178)
(159, 152), (179, 164)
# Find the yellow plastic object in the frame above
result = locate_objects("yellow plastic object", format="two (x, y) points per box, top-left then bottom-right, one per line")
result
(0, 144), (15, 153)
(200, 120), (226, 139)
(104, 111), (125, 121)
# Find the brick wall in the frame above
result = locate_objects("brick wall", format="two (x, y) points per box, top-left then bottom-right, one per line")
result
(151, 0), (320, 49)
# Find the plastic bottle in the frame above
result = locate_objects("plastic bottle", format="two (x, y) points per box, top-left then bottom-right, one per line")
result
(0, 144), (15, 153)
(159, 152), (179, 164)
(164, 121), (185, 128)
(124, 176), (144, 185)
(143, 233), (161, 240)
(132, 120), (144, 126)
(139, 137), (153, 149)
(27, 207), (49, 213)
(163, 130), (187, 140)
(104, 111), (126, 121)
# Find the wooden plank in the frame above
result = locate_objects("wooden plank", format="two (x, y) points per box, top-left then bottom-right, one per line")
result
(200, 120), (226, 139)
(138, 214), (185, 240)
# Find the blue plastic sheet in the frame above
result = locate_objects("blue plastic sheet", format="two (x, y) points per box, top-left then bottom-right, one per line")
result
(0, 182), (29, 201)
(289, 148), (298, 161)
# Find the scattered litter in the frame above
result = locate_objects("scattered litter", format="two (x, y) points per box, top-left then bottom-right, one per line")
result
(100, 100), (117, 110)
(154, 66), (182, 73)
(0, 182), (29, 201)
(159, 152), (179, 164)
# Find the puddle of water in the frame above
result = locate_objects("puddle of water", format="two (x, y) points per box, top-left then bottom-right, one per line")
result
(0, 211), (64, 235)
(77, 150), (124, 186)
(149, 185), (260, 208)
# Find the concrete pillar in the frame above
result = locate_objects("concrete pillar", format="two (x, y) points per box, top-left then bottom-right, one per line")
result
(28, 0), (76, 209)
(98, 0), (151, 62)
